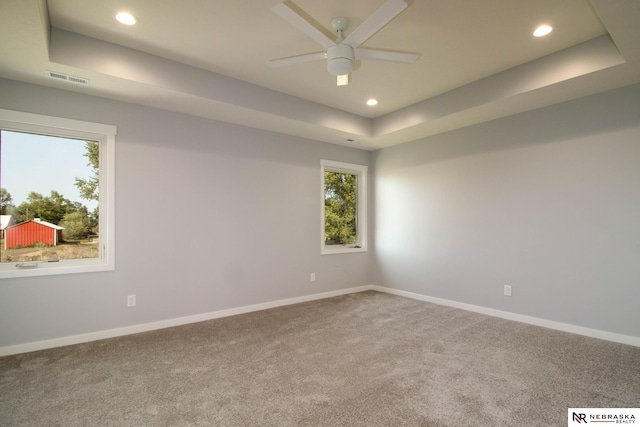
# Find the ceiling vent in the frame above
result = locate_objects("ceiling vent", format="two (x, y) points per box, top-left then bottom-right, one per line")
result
(46, 71), (89, 86)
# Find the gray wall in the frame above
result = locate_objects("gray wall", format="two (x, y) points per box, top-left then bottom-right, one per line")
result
(372, 84), (640, 338)
(2, 78), (639, 349)
(0, 79), (371, 347)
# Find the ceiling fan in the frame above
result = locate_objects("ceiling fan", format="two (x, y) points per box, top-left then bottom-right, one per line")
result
(268, 0), (419, 86)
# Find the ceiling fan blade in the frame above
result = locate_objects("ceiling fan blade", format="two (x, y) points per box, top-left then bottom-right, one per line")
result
(267, 52), (326, 68)
(343, 0), (408, 48)
(355, 48), (419, 63)
(272, 1), (335, 49)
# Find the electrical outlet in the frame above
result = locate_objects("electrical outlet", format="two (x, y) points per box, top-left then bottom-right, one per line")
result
(504, 285), (512, 297)
(310, 273), (316, 282)
(127, 294), (136, 307)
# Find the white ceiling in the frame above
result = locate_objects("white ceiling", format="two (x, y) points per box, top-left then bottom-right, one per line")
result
(1, 0), (639, 150)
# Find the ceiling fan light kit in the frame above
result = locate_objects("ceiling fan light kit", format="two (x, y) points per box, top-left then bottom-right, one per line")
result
(326, 44), (355, 75)
(336, 74), (350, 86)
(269, 0), (419, 86)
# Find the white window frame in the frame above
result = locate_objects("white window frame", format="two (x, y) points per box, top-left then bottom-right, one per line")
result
(0, 109), (115, 278)
(321, 159), (367, 255)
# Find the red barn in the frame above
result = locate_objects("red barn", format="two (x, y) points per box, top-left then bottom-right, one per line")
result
(4, 218), (64, 249)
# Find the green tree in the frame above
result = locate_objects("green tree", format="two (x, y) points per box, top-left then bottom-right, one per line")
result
(75, 141), (99, 202)
(59, 211), (91, 240)
(324, 172), (357, 245)
(14, 190), (85, 224)
(75, 141), (99, 233)
(0, 188), (15, 215)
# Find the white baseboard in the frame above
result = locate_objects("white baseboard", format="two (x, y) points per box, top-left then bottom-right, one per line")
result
(3, 284), (637, 356)
(0, 286), (373, 357)
(370, 285), (640, 347)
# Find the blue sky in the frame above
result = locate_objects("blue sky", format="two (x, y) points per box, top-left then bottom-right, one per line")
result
(1, 130), (98, 212)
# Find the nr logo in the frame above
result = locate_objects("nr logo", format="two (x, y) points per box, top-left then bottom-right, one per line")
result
(573, 412), (588, 423)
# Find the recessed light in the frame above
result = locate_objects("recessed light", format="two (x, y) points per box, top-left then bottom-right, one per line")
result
(366, 98), (378, 106)
(533, 24), (553, 37)
(116, 11), (137, 26)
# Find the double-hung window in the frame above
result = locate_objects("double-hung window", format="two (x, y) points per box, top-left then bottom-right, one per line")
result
(321, 160), (367, 254)
(0, 109), (115, 278)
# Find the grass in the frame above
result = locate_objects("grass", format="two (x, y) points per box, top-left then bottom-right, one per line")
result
(0, 239), (99, 263)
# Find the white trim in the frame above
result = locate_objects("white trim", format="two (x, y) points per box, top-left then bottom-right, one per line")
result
(320, 159), (368, 255)
(0, 286), (372, 356)
(2, 284), (637, 356)
(0, 109), (116, 136)
(0, 109), (116, 278)
(370, 285), (640, 348)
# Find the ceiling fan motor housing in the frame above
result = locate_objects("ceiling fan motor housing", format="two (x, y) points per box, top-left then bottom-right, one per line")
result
(326, 44), (355, 75)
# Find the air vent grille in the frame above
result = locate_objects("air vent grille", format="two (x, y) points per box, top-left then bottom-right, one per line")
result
(46, 71), (89, 86)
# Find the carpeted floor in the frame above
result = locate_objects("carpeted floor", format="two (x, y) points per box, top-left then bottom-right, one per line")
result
(1, 291), (639, 426)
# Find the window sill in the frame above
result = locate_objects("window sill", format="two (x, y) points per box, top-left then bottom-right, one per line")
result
(322, 245), (367, 255)
(0, 258), (114, 279)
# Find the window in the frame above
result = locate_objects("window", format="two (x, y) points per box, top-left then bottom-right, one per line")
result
(321, 160), (367, 254)
(0, 109), (115, 278)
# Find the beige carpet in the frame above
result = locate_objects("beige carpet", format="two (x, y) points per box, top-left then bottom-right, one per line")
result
(1, 291), (639, 426)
